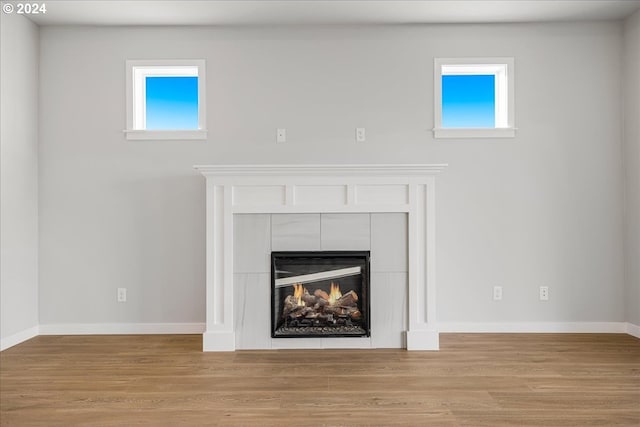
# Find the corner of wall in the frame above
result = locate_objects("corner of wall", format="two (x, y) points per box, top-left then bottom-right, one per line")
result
(0, 14), (40, 346)
(622, 9), (640, 327)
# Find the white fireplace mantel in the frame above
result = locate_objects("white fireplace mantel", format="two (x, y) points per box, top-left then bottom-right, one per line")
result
(195, 164), (448, 351)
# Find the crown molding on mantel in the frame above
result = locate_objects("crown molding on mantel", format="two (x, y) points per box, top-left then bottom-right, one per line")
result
(194, 164), (449, 177)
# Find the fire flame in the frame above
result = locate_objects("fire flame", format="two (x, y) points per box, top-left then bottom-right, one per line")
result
(328, 282), (342, 305)
(293, 283), (304, 306)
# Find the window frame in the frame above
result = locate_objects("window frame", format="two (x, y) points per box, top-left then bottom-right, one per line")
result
(125, 59), (207, 140)
(434, 57), (515, 139)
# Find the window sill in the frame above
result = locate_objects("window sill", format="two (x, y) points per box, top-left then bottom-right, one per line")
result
(124, 129), (208, 140)
(433, 128), (516, 139)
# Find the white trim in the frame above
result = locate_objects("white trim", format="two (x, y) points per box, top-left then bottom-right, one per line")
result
(194, 164), (448, 177)
(196, 164), (447, 351)
(232, 204), (411, 214)
(38, 323), (205, 335)
(437, 322), (629, 334)
(203, 331), (235, 351)
(433, 128), (516, 139)
(0, 326), (39, 351)
(125, 59), (207, 140)
(626, 322), (640, 339)
(124, 129), (207, 140)
(441, 64), (506, 75)
(406, 330), (440, 350)
(2, 322), (634, 351)
(434, 57), (515, 139)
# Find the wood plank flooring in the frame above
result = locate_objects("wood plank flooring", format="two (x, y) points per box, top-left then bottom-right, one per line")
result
(1, 333), (639, 426)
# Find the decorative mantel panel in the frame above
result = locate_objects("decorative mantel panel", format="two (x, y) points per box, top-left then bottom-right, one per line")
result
(194, 164), (448, 351)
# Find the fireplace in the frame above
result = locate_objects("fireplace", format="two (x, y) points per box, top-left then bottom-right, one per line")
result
(272, 251), (370, 338)
(195, 164), (446, 351)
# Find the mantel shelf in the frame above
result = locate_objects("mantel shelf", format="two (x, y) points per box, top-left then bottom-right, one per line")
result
(194, 164), (448, 177)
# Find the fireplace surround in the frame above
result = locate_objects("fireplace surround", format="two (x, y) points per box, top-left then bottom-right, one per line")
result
(195, 164), (447, 351)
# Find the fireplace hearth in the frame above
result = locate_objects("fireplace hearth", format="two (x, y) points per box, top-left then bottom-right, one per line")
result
(271, 251), (370, 338)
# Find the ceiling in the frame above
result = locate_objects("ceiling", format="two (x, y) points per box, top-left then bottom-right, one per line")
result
(23, 0), (640, 26)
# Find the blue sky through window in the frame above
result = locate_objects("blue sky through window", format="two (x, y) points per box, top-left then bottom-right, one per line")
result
(442, 75), (495, 128)
(145, 76), (198, 130)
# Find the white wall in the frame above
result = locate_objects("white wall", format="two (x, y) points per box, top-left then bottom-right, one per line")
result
(1, 14), (40, 348)
(623, 10), (640, 327)
(38, 22), (625, 329)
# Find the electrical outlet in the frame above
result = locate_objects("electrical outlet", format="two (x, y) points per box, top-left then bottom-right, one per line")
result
(117, 288), (127, 303)
(276, 128), (286, 143)
(539, 286), (549, 301)
(356, 127), (366, 142)
(493, 286), (503, 301)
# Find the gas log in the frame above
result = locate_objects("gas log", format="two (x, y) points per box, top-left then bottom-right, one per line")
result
(282, 295), (297, 317)
(281, 286), (361, 325)
(302, 294), (317, 306)
(314, 298), (328, 309)
(335, 290), (358, 307)
(314, 289), (330, 300)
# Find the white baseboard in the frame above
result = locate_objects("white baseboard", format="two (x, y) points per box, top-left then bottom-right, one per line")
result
(626, 323), (640, 339)
(39, 323), (205, 335)
(4, 322), (636, 352)
(0, 326), (39, 351)
(437, 321), (629, 334)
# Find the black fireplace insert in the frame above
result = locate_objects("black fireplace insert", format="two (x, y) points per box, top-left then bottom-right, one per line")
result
(271, 251), (370, 338)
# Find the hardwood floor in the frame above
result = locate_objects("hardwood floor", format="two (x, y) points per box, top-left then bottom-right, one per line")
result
(1, 333), (639, 426)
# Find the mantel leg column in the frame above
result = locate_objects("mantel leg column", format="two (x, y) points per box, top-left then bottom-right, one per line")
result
(406, 181), (439, 350)
(203, 182), (235, 351)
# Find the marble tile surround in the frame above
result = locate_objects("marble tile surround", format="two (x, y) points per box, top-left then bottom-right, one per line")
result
(271, 214), (320, 251)
(234, 215), (271, 273)
(321, 213), (370, 251)
(234, 213), (408, 349)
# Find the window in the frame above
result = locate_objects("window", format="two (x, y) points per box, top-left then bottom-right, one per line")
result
(434, 57), (515, 138)
(125, 60), (206, 140)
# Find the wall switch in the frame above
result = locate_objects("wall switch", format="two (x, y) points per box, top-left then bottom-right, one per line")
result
(117, 287), (127, 302)
(277, 128), (286, 143)
(539, 286), (549, 301)
(493, 286), (503, 301)
(356, 128), (366, 142)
